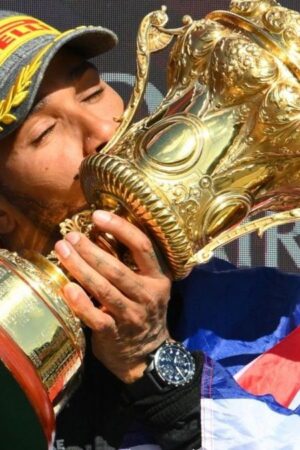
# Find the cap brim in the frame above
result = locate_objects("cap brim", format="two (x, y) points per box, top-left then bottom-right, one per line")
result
(1, 25), (118, 138)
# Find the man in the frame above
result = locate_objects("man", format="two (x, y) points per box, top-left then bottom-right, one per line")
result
(0, 10), (201, 450)
(0, 8), (300, 450)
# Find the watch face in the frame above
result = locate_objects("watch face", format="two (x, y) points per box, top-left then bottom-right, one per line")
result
(154, 343), (195, 386)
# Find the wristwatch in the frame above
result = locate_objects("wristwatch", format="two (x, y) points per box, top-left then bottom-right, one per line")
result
(126, 341), (196, 399)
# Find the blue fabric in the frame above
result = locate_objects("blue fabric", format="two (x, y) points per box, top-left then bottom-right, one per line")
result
(173, 258), (300, 374)
(119, 261), (300, 449)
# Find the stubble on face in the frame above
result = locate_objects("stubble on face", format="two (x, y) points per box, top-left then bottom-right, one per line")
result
(0, 181), (87, 234)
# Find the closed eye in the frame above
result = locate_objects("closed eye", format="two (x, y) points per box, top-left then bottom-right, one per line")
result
(82, 87), (104, 103)
(32, 123), (56, 145)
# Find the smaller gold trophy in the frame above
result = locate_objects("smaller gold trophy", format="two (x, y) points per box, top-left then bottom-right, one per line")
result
(0, 250), (84, 448)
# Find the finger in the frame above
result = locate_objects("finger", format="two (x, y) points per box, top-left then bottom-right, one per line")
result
(63, 231), (152, 302)
(92, 210), (164, 277)
(63, 282), (117, 333)
(55, 239), (132, 317)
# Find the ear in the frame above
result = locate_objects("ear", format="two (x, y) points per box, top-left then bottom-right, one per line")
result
(0, 196), (17, 234)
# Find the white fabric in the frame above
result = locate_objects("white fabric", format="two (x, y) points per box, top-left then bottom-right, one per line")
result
(201, 397), (300, 450)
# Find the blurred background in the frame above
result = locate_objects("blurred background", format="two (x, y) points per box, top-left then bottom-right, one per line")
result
(0, 0), (299, 271)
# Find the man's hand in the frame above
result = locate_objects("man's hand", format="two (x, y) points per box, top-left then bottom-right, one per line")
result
(54, 210), (171, 383)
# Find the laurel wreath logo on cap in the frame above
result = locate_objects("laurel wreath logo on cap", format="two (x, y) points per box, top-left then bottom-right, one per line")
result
(0, 48), (49, 132)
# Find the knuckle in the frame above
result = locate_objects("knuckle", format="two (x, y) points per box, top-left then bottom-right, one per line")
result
(142, 291), (156, 305)
(158, 293), (170, 308)
(162, 285), (171, 301)
(142, 283), (170, 306)
(94, 282), (111, 301)
(113, 297), (126, 311)
(109, 265), (126, 282)
(126, 308), (146, 327)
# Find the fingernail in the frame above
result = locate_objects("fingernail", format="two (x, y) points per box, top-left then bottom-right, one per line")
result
(93, 210), (112, 223)
(65, 232), (80, 245)
(64, 282), (80, 302)
(55, 241), (71, 258)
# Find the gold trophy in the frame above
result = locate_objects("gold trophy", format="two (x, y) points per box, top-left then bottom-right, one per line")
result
(1, 1), (300, 447)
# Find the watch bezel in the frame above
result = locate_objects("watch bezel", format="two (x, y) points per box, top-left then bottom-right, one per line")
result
(152, 341), (196, 387)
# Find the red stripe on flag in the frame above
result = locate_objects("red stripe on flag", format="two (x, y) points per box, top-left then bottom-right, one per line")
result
(236, 326), (300, 408)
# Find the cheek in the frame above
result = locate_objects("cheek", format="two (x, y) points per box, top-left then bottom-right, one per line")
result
(33, 153), (82, 193)
(5, 149), (83, 200)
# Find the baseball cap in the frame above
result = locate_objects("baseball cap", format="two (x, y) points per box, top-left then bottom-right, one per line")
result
(0, 10), (118, 139)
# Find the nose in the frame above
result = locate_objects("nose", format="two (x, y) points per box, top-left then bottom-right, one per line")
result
(81, 110), (119, 156)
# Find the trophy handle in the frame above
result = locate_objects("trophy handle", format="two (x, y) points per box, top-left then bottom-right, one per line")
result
(187, 208), (300, 266)
(100, 7), (171, 154)
(100, 6), (196, 155)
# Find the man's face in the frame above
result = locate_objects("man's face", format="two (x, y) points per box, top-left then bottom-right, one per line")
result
(0, 48), (124, 233)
